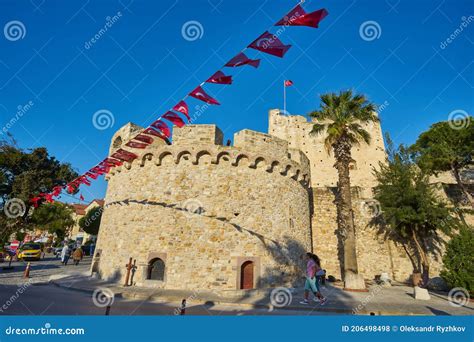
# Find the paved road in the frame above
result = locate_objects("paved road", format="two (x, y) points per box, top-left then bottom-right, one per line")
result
(0, 255), (329, 316)
(0, 282), (333, 316)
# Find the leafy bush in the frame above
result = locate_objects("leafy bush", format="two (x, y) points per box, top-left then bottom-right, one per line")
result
(441, 227), (474, 295)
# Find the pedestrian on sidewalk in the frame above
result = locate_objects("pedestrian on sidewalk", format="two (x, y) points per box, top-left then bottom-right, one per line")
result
(72, 246), (83, 266)
(300, 252), (327, 305)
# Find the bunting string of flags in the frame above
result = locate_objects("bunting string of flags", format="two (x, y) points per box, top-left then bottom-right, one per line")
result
(30, 1), (328, 207)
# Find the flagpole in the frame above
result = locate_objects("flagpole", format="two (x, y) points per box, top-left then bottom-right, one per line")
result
(283, 80), (286, 114)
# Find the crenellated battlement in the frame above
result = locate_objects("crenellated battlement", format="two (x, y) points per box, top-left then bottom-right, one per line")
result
(106, 123), (311, 187)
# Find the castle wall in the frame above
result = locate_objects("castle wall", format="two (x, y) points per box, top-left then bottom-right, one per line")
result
(268, 109), (386, 188)
(95, 125), (313, 290)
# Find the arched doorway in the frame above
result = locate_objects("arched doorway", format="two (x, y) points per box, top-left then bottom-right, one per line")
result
(240, 261), (254, 289)
(147, 258), (165, 281)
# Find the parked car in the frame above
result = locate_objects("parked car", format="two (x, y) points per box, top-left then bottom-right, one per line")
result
(17, 243), (42, 261)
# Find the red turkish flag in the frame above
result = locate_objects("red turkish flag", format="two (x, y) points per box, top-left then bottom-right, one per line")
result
(284, 80), (293, 86)
(66, 183), (76, 194)
(75, 176), (91, 186)
(85, 172), (99, 180)
(225, 52), (260, 68)
(275, 6), (328, 28)
(102, 158), (123, 167)
(125, 140), (149, 149)
(189, 86), (220, 105)
(206, 71), (232, 85)
(173, 101), (190, 122)
(80, 194), (85, 201)
(111, 149), (138, 162)
(52, 186), (63, 197)
(248, 31), (291, 58)
(143, 128), (169, 144)
(134, 134), (154, 144)
(30, 196), (42, 208)
(162, 111), (186, 127)
(151, 119), (171, 137)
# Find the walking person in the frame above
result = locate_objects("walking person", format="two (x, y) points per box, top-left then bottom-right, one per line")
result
(60, 244), (69, 265)
(300, 252), (327, 305)
(73, 246), (83, 266)
(63, 245), (71, 265)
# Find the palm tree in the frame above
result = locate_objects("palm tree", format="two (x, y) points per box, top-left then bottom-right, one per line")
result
(310, 90), (378, 290)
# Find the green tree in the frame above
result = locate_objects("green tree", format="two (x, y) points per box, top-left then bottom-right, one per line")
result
(0, 137), (78, 240)
(30, 202), (75, 241)
(309, 90), (378, 289)
(78, 206), (103, 236)
(410, 118), (474, 208)
(373, 138), (461, 286)
(441, 226), (474, 295)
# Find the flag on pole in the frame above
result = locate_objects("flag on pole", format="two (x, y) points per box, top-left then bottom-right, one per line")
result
(80, 194), (84, 201)
(284, 80), (293, 86)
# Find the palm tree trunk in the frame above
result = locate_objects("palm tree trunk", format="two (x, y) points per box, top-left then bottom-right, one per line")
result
(333, 138), (363, 289)
(451, 165), (474, 209)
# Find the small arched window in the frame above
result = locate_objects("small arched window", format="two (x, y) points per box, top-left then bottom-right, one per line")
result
(147, 258), (165, 281)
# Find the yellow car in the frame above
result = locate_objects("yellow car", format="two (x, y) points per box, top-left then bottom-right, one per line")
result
(17, 243), (42, 261)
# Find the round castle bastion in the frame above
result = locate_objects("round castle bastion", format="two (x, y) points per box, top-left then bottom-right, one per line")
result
(93, 123), (313, 290)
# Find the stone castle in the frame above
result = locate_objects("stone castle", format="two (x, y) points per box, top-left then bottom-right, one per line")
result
(93, 109), (453, 290)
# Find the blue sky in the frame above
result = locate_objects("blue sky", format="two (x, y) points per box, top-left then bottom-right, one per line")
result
(0, 0), (473, 202)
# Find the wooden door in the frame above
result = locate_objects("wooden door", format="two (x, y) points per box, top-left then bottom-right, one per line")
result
(240, 261), (254, 289)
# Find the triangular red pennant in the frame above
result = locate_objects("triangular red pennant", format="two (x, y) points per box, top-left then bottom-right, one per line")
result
(30, 196), (42, 208)
(80, 194), (84, 201)
(125, 141), (149, 149)
(162, 111), (186, 127)
(248, 31), (291, 58)
(86, 172), (99, 180)
(143, 127), (168, 141)
(101, 158), (123, 167)
(225, 52), (260, 68)
(173, 101), (190, 122)
(275, 6), (328, 28)
(189, 86), (220, 105)
(134, 134), (154, 144)
(206, 71), (233, 85)
(52, 186), (63, 197)
(111, 149), (138, 162)
(150, 120), (171, 137)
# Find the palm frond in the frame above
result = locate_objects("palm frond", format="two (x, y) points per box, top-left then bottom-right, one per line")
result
(310, 123), (327, 136)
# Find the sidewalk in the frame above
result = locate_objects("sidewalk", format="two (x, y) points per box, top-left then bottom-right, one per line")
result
(50, 274), (474, 315)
